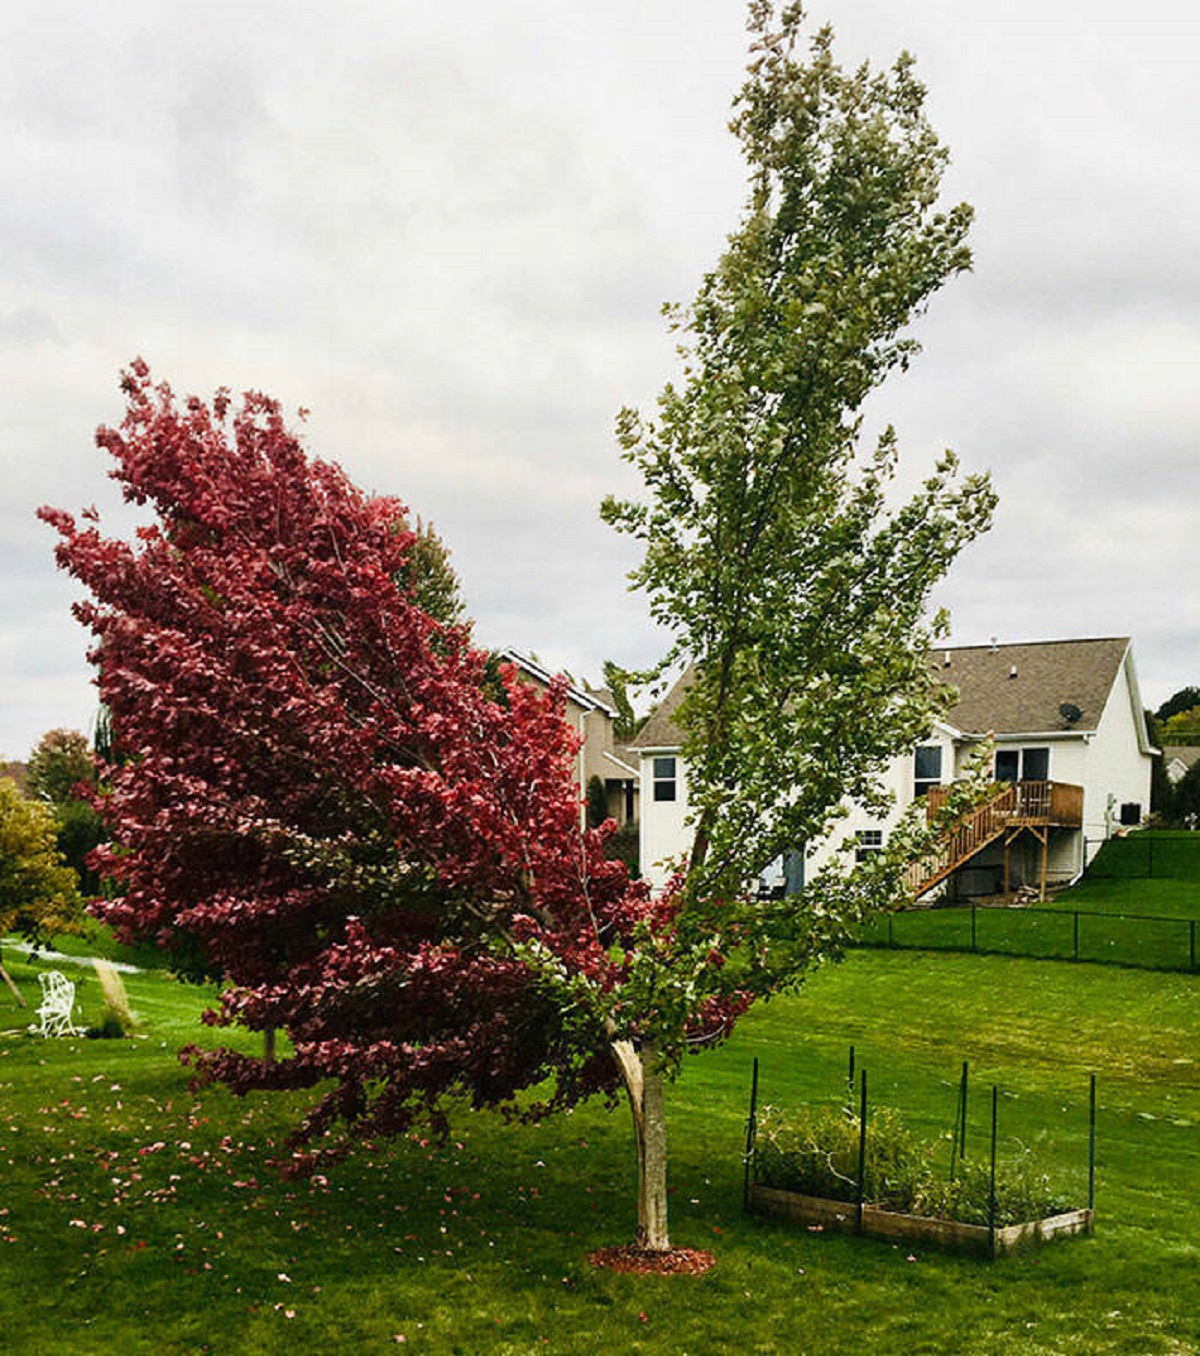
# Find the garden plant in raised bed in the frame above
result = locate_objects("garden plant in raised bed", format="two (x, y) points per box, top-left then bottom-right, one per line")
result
(746, 1070), (1094, 1257)
(753, 1103), (1073, 1227)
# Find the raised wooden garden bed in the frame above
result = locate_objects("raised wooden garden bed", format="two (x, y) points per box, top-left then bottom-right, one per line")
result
(748, 1183), (1093, 1256)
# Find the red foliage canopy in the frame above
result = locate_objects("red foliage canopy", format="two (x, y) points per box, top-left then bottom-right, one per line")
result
(41, 362), (684, 1165)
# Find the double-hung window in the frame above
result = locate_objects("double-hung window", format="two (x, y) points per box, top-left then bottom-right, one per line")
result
(652, 756), (677, 802)
(913, 744), (942, 798)
(856, 829), (884, 863)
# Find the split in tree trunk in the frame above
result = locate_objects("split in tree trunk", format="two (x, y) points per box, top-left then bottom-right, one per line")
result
(612, 1038), (670, 1251)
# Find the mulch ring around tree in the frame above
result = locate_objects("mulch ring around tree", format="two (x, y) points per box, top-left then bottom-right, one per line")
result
(588, 1245), (716, 1276)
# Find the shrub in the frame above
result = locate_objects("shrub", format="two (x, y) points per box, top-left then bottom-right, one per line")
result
(92, 958), (135, 1036)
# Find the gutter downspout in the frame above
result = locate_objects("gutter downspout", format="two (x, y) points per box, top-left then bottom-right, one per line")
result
(579, 709), (588, 831)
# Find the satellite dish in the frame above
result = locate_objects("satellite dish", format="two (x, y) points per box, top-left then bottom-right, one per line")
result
(1059, 703), (1082, 726)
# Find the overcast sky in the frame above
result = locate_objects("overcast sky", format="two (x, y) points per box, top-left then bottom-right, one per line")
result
(3, 0), (1198, 760)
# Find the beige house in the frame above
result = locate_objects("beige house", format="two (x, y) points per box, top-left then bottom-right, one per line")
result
(632, 637), (1156, 899)
(502, 651), (639, 827)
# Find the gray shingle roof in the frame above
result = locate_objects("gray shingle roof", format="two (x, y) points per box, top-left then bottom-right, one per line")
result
(629, 638), (1132, 750)
(630, 665), (695, 749)
(930, 637), (1130, 735)
(1163, 744), (1200, 770)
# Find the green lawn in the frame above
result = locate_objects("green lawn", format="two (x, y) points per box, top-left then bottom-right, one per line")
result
(855, 831), (1200, 971)
(1053, 874), (1200, 920)
(857, 904), (1198, 971)
(1, 946), (1196, 1354)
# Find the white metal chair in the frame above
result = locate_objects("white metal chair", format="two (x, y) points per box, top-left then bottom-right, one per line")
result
(32, 971), (84, 1038)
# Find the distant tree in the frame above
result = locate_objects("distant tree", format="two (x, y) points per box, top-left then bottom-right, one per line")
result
(1145, 711), (1175, 818)
(586, 775), (609, 830)
(1156, 687), (1200, 724)
(0, 780), (83, 1003)
(26, 728), (95, 805)
(1158, 705), (1200, 746)
(25, 727), (104, 893)
(399, 516), (465, 626)
(1172, 759), (1200, 826)
(602, 661), (651, 743)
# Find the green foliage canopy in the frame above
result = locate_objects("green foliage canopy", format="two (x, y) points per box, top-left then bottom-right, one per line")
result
(26, 728), (96, 806)
(603, 2), (996, 909)
(0, 779), (84, 941)
(1156, 686), (1200, 725)
(26, 727), (104, 893)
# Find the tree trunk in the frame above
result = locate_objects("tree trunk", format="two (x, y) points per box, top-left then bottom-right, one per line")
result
(0, 958), (26, 1008)
(263, 1026), (276, 1066)
(612, 1039), (670, 1251)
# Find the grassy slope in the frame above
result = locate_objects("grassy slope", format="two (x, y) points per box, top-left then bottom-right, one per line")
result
(0, 948), (1196, 1355)
(1053, 875), (1200, 919)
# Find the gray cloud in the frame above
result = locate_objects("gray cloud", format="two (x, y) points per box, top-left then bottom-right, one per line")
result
(3, 0), (1200, 755)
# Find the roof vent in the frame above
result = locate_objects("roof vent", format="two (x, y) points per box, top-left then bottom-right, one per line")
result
(1060, 702), (1082, 727)
(1009, 665), (1018, 679)
(990, 636), (999, 653)
(943, 651), (951, 668)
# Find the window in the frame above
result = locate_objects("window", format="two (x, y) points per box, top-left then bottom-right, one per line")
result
(1119, 802), (1141, 826)
(856, 829), (883, 863)
(913, 744), (942, 798)
(995, 747), (1049, 782)
(1022, 747), (1049, 781)
(995, 749), (1020, 782)
(652, 756), (677, 803)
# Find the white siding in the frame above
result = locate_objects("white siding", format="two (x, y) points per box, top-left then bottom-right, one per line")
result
(639, 751), (691, 890)
(1081, 649), (1153, 852)
(634, 646), (1153, 893)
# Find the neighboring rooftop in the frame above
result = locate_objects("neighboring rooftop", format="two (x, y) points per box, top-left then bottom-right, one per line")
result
(500, 649), (616, 716)
(630, 638), (1134, 749)
(1163, 745), (1200, 778)
(630, 665), (695, 750)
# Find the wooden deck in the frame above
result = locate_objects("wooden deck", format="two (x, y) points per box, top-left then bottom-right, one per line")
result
(925, 780), (1083, 828)
(909, 781), (1083, 900)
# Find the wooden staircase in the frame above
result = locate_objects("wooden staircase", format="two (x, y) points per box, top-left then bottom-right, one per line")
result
(905, 780), (1083, 901)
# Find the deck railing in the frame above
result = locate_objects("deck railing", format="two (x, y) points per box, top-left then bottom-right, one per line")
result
(925, 780), (1083, 827)
(908, 781), (1084, 897)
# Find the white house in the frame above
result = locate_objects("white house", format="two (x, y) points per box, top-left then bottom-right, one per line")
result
(632, 637), (1156, 899)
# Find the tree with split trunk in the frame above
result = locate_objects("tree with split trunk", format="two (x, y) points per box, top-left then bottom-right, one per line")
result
(40, 4), (994, 1257)
(596, 2), (996, 1249)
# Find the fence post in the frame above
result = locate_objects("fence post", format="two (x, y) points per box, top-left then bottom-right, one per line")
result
(846, 1045), (855, 1117)
(950, 1060), (969, 1180)
(856, 1069), (868, 1236)
(1088, 1072), (1097, 1219)
(988, 1085), (999, 1257)
(743, 1057), (759, 1213)
(1073, 911), (1080, 962)
(961, 1061), (970, 1160)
